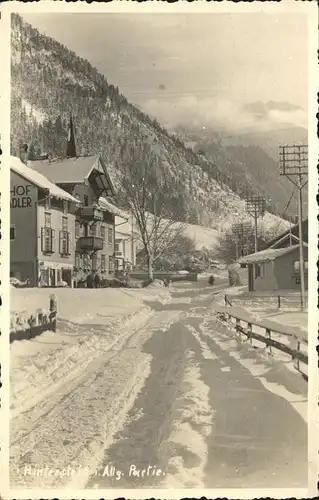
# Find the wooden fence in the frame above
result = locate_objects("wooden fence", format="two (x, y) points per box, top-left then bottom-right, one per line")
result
(215, 302), (308, 381)
(10, 294), (57, 344)
(225, 293), (307, 310)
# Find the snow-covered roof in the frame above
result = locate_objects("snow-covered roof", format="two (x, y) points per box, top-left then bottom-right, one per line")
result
(10, 156), (78, 202)
(266, 218), (308, 246)
(238, 245), (302, 265)
(98, 197), (128, 218)
(29, 153), (116, 195)
(29, 154), (99, 183)
(269, 232), (308, 249)
(115, 230), (131, 240)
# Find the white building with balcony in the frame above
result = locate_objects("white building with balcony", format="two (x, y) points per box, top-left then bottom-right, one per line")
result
(115, 216), (138, 272)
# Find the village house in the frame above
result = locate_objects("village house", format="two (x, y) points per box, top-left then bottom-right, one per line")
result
(10, 154), (78, 287)
(114, 215), (138, 272)
(265, 218), (308, 249)
(238, 244), (308, 292)
(28, 118), (123, 282)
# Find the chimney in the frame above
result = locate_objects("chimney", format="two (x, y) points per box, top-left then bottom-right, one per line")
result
(19, 143), (28, 165)
(66, 113), (77, 158)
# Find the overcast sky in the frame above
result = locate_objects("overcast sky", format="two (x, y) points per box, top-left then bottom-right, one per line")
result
(22, 13), (308, 131)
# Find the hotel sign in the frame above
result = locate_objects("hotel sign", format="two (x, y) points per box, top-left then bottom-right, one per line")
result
(10, 184), (33, 208)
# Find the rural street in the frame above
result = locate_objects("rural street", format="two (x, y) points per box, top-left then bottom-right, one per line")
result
(10, 279), (308, 490)
(86, 279), (308, 490)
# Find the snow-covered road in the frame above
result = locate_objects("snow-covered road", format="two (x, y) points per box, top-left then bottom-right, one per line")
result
(10, 281), (308, 490)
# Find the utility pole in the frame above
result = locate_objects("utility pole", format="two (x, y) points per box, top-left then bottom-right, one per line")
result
(289, 217), (293, 246)
(131, 215), (134, 268)
(279, 145), (308, 310)
(232, 221), (252, 258)
(245, 195), (266, 276)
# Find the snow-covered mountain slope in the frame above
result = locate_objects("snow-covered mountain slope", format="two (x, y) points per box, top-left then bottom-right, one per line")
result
(11, 14), (288, 236)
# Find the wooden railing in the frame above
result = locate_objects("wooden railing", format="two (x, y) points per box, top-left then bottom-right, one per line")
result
(224, 293), (307, 310)
(10, 294), (58, 343)
(215, 303), (308, 381)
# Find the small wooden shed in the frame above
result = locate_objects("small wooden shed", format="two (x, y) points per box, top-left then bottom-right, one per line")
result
(238, 244), (308, 292)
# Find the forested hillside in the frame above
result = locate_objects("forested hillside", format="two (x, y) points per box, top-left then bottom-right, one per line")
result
(11, 14), (287, 235)
(174, 125), (307, 217)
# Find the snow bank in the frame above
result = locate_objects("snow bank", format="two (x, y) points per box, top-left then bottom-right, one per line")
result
(11, 286), (171, 419)
(11, 287), (140, 324)
(11, 309), (178, 489)
(200, 318), (308, 423)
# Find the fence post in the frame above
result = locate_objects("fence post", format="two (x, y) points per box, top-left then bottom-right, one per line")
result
(277, 295), (281, 309)
(247, 322), (253, 344)
(296, 340), (300, 371)
(291, 334), (297, 368)
(49, 294), (57, 333)
(235, 318), (241, 339)
(265, 328), (272, 354)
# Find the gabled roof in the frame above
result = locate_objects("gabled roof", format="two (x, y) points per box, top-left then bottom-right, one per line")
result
(238, 244), (304, 265)
(269, 232), (308, 249)
(266, 218), (308, 247)
(29, 153), (116, 195)
(10, 156), (78, 203)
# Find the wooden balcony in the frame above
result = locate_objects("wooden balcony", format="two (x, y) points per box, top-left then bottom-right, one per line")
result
(77, 205), (104, 222)
(77, 236), (104, 252)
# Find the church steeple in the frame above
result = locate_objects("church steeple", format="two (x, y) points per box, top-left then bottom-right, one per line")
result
(66, 113), (77, 158)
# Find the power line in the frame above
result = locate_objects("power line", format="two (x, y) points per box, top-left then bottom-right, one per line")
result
(279, 144), (308, 310)
(271, 186), (296, 235)
(245, 194), (266, 278)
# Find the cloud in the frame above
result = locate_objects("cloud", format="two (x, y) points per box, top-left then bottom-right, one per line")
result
(142, 95), (308, 132)
(267, 108), (307, 128)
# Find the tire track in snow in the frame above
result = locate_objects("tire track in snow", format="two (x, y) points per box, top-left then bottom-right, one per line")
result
(158, 349), (215, 489)
(85, 311), (186, 490)
(10, 310), (180, 489)
(11, 307), (154, 446)
(11, 306), (153, 421)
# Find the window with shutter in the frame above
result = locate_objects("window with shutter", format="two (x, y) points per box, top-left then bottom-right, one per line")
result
(44, 212), (51, 227)
(75, 253), (81, 269)
(41, 227), (54, 253)
(67, 232), (71, 255)
(92, 255), (98, 271)
(108, 227), (113, 245)
(41, 227), (46, 252)
(101, 255), (106, 272)
(62, 216), (68, 231)
(51, 229), (55, 253)
(59, 230), (70, 255)
(75, 222), (80, 238)
(109, 255), (114, 273)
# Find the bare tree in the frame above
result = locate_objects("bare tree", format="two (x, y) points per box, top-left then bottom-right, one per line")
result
(211, 221), (271, 264)
(116, 141), (186, 280)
